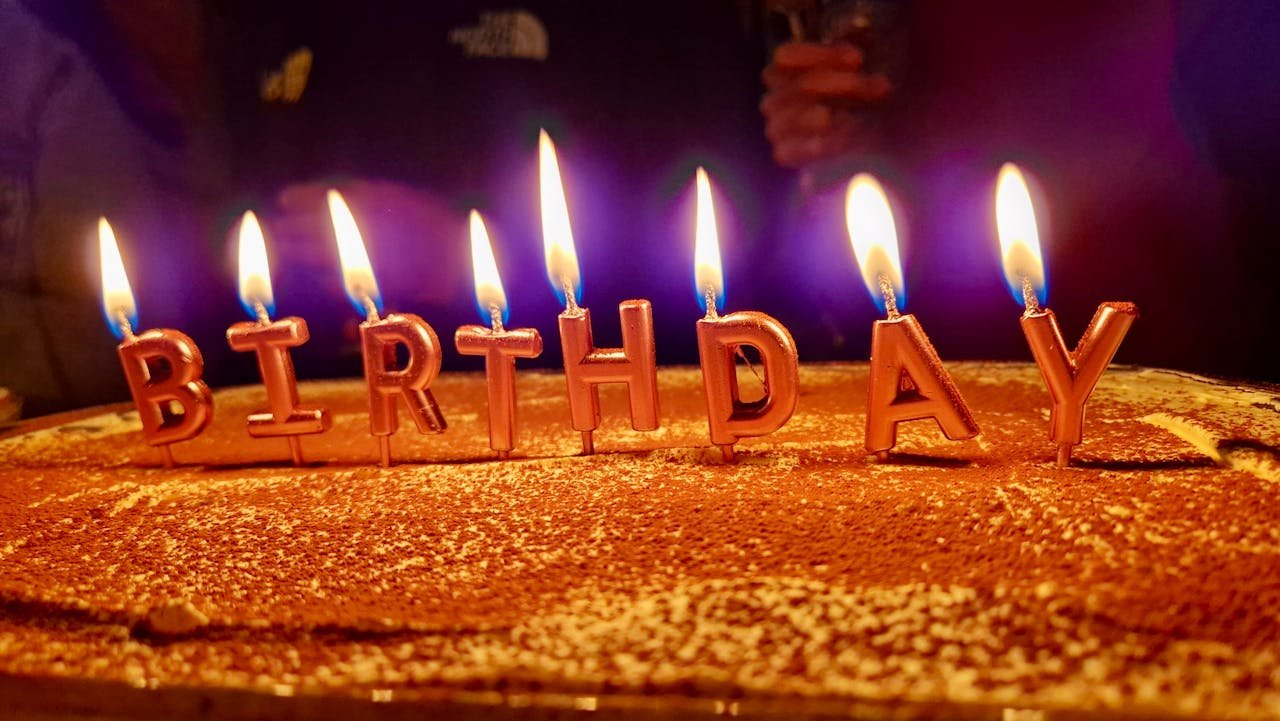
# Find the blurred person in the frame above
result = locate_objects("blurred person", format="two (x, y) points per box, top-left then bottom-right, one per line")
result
(756, 0), (1280, 382)
(759, 0), (896, 175)
(0, 0), (230, 416)
(1, 0), (776, 414)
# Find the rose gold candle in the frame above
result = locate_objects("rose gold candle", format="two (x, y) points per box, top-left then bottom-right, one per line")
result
(329, 190), (446, 467)
(454, 211), (543, 458)
(996, 163), (1139, 466)
(539, 129), (660, 454)
(99, 218), (212, 467)
(226, 211), (330, 465)
(845, 175), (979, 459)
(691, 168), (799, 461)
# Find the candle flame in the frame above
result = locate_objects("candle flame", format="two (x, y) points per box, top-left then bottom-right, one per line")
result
(995, 163), (1047, 307)
(98, 217), (138, 340)
(469, 210), (509, 326)
(236, 210), (275, 320)
(327, 189), (383, 318)
(844, 174), (906, 313)
(693, 167), (724, 314)
(538, 129), (581, 306)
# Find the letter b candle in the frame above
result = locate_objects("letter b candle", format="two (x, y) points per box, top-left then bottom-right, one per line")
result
(99, 218), (212, 467)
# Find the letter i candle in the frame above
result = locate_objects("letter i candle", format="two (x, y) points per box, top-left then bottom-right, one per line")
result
(539, 129), (660, 454)
(691, 168), (799, 461)
(455, 211), (543, 458)
(98, 218), (213, 466)
(995, 163), (1138, 467)
(225, 211), (331, 465)
(844, 175), (980, 458)
(328, 190), (447, 467)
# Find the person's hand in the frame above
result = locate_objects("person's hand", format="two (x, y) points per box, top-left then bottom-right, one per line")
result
(761, 42), (891, 168)
(264, 178), (465, 306)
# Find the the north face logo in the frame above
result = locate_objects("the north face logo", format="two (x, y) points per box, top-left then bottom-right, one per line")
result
(449, 10), (548, 60)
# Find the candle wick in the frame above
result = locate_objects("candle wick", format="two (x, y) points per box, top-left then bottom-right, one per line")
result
(561, 278), (579, 313)
(877, 274), (901, 320)
(359, 292), (380, 323)
(488, 303), (505, 332)
(115, 309), (137, 342)
(252, 300), (272, 325)
(1020, 275), (1041, 313)
(734, 346), (769, 395)
(704, 287), (719, 320)
(787, 11), (806, 41)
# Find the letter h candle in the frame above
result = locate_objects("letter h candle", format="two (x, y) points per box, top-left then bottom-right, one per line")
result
(539, 130), (659, 454)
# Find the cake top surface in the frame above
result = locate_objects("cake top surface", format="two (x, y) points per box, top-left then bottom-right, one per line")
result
(0, 362), (1278, 720)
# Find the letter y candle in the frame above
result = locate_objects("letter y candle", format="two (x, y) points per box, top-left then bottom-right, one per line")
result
(995, 164), (1137, 467)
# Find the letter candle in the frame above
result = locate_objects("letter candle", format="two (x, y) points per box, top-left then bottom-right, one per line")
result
(691, 168), (799, 461)
(844, 175), (980, 458)
(995, 163), (1138, 467)
(98, 218), (213, 467)
(328, 190), (447, 467)
(226, 211), (331, 465)
(539, 129), (659, 454)
(455, 211), (543, 458)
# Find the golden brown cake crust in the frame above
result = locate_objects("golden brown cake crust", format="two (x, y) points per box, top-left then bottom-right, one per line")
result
(0, 363), (1278, 719)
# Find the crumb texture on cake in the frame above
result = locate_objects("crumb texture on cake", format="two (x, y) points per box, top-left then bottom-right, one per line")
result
(0, 363), (1278, 719)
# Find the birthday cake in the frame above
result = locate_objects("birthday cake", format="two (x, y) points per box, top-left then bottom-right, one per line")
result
(0, 362), (1278, 719)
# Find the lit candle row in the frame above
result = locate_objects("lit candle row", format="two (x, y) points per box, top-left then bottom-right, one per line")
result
(97, 132), (1135, 469)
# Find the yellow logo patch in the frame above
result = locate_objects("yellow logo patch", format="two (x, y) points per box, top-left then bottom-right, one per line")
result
(260, 47), (314, 104)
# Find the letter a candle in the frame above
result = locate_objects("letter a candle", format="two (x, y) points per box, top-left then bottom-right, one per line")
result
(844, 175), (980, 459)
(691, 168), (799, 461)
(539, 129), (659, 454)
(995, 163), (1138, 467)
(99, 218), (213, 467)
(328, 190), (447, 467)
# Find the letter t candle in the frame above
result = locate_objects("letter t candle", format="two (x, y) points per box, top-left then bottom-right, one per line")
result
(539, 129), (660, 454)
(455, 210), (543, 458)
(845, 175), (979, 458)
(99, 218), (213, 467)
(692, 168), (799, 461)
(995, 163), (1138, 467)
(226, 211), (331, 465)
(329, 190), (447, 467)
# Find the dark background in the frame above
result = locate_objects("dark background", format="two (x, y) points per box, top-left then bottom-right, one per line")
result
(3, 0), (1278, 416)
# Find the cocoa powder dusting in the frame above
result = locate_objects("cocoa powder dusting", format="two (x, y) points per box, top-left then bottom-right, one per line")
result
(0, 363), (1278, 718)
